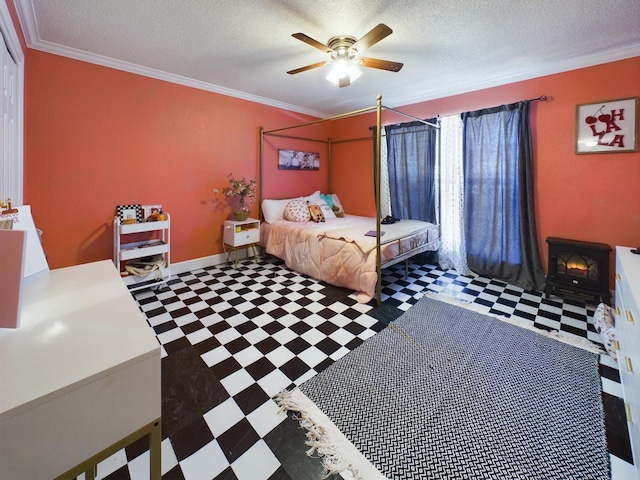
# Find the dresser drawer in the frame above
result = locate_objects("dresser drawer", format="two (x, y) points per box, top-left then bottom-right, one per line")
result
(223, 219), (261, 247)
(615, 246), (640, 475)
(235, 227), (260, 245)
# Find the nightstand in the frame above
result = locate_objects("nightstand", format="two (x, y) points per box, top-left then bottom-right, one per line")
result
(223, 218), (260, 268)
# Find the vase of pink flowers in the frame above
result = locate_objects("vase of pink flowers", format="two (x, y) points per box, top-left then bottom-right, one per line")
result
(214, 173), (257, 221)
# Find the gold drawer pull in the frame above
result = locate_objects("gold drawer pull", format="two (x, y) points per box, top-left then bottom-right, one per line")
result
(626, 403), (633, 423)
(613, 340), (620, 351)
(616, 306), (621, 316)
(626, 356), (634, 373)
(616, 273), (622, 281)
(628, 311), (635, 323)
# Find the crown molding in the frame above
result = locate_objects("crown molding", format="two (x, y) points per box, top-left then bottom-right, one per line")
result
(389, 44), (640, 110)
(12, 0), (327, 118)
(13, 0), (640, 118)
(30, 39), (328, 118)
(1, 0), (24, 62)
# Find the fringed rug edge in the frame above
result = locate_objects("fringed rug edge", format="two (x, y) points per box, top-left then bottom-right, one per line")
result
(422, 291), (604, 355)
(274, 388), (387, 480)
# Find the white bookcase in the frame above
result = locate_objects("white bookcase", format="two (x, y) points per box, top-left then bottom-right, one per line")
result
(113, 214), (170, 291)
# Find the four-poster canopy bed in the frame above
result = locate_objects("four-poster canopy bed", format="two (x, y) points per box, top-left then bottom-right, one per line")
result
(258, 95), (441, 304)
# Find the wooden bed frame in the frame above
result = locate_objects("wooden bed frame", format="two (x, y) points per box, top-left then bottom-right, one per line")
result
(259, 95), (441, 304)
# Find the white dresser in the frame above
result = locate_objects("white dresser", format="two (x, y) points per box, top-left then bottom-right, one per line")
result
(616, 246), (640, 477)
(0, 260), (161, 479)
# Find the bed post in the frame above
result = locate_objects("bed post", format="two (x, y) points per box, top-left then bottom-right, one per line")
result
(375, 95), (382, 305)
(436, 120), (441, 227)
(259, 126), (264, 222)
(327, 138), (332, 193)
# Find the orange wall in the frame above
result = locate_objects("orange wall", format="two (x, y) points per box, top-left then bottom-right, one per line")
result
(19, 10), (639, 282)
(329, 57), (640, 286)
(24, 50), (328, 268)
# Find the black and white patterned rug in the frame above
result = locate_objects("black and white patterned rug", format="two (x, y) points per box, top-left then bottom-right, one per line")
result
(276, 294), (610, 480)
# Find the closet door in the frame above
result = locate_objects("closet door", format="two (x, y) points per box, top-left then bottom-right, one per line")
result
(0, 29), (20, 205)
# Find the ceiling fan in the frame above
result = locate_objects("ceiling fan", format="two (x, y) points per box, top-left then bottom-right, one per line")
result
(287, 24), (403, 87)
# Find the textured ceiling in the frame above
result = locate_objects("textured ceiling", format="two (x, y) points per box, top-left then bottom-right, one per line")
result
(14, 0), (640, 117)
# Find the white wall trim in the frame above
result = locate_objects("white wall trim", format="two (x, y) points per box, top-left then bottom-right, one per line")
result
(170, 254), (224, 276)
(12, 1), (640, 127)
(30, 39), (327, 118)
(12, 0), (328, 119)
(387, 44), (640, 110)
(0, 1), (23, 63)
(169, 250), (258, 277)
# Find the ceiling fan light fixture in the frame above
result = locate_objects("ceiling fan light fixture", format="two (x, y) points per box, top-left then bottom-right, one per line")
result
(325, 61), (362, 86)
(289, 25), (401, 86)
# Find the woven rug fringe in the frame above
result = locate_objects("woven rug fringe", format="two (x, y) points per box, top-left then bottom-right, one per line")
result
(423, 292), (603, 354)
(274, 389), (386, 480)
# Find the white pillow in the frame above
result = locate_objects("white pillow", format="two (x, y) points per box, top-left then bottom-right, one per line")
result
(301, 190), (321, 203)
(262, 198), (298, 223)
(331, 194), (345, 214)
(283, 199), (311, 222)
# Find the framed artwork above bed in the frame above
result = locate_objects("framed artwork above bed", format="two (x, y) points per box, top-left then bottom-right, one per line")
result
(278, 149), (320, 170)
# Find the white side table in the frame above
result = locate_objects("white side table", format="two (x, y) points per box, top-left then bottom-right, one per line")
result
(223, 218), (260, 268)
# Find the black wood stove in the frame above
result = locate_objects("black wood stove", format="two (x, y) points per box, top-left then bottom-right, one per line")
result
(545, 237), (612, 305)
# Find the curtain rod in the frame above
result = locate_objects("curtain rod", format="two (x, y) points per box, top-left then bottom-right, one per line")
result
(370, 95), (548, 131)
(380, 105), (440, 128)
(261, 105), (378, 135)
(366, 126), (436, 135)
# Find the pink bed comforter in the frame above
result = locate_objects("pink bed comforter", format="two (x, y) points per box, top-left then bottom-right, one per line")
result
(262, 215), (439, 303)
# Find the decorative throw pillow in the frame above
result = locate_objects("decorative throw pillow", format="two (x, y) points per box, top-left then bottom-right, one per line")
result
(594, 302), (618, 360)
(308, 203), (325, 222)
(594, 302), (615, 332)
(331, 194), (345, 214)
(283, 199), (310, 222)
(320, 193), (334, 209)
(317, 200), (336, 219)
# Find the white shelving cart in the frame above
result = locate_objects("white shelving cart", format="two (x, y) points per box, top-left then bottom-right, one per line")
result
(113, 214), (170, 291)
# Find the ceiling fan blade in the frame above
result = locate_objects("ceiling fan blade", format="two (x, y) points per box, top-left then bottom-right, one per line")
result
(291, 33), (333, 53)
(287, 61), (329, 75)
(350, 24), (392, 53)
(358, 57), (403, 72)
(338, 76), (350, 88)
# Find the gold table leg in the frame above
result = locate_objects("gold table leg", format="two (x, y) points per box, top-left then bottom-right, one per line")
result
(54, 418), (162, 480)
(225, 243), (259, 269)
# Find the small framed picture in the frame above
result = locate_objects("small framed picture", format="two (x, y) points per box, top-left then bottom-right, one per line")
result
(142, 204), (162, 220)
(278, 149), (320, 170)
(576, 97), (638, 154)
(116, 204), (143, 223)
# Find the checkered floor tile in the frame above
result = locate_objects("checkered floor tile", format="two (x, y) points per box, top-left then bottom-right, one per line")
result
(90, 253), (633, 480)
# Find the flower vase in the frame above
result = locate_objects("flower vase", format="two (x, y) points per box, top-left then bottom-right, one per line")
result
(234, 197), (250, 221)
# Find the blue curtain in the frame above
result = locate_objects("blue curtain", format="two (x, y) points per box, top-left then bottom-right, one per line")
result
(385, 120), (437, 223)
(462, 101), (545, 291)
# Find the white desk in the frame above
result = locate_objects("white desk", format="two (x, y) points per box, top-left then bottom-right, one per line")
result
(0, 260), (161, 480)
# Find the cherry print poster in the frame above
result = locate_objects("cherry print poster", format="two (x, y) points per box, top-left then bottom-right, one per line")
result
(576, 97), (637, 154)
